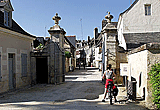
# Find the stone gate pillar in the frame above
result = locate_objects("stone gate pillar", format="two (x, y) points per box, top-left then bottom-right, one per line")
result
(48, 13), (66, 84)
(102, 12), (118, 72)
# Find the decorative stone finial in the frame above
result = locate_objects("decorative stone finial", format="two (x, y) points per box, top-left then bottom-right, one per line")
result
(105, 12), (113, 23)
(52, 13), (61, 25)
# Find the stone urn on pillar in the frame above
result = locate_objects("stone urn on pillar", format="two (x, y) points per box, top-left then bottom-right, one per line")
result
(102, 12), (118, 73)
(48, 13), (66, 84)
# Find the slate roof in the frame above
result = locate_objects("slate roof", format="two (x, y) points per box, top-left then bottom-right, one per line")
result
(124, 32), (160, 50)
(65, 36), (76, 48)
(96, 33), (102, 47)
(64, 36), (76, 49)
(120, 0), (139, 16)
(0, 11), (36, 38)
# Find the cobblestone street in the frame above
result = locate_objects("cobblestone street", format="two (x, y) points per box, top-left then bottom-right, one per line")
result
(0, 67), (147, 110)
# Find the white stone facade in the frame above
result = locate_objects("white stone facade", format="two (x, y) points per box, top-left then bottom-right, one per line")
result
(93, 47), (102, 68)
(117, 0), (160, 50)
(120, 43), (160, 105)
(128, 50), (148, 99)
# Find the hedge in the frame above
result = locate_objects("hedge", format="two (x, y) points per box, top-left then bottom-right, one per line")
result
(148, 63), (160, 109)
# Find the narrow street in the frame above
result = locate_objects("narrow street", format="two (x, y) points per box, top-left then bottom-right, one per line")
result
(0, 67), (147, 110)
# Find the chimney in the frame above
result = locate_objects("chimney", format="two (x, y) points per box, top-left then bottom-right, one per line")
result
(88, 36), (90, 42)
(94, 27), (98, 39)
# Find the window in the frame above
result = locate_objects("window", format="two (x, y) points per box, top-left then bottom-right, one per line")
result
(145, 4), (151, 16)
(4, 10), (10, 26)
(21, 54), (27, 77)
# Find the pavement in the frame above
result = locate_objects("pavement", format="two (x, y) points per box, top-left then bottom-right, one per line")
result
(67, 67), (128, 103)
(0, 67), (147, 110)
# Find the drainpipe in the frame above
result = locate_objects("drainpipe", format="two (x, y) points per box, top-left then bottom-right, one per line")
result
(102, 33), (105, 75)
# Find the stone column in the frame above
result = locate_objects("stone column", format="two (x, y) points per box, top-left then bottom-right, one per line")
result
(102, 12), (118, 72)
(48, 13), (66, 84)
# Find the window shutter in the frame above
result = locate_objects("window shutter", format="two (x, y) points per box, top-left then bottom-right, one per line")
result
(21, 54), (27, 77)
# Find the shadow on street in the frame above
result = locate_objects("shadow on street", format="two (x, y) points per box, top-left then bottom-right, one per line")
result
(0, 67), (147, 110)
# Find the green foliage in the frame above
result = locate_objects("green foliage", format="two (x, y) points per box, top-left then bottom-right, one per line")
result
(36, 43), (44, 49)
(65, 51), (71, 58)
(148, 63), (160, 109)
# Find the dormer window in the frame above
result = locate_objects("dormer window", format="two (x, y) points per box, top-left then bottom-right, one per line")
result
(145, 4), (151, 16)
(0, 0), (14, 27)
(4, 10), (10, 26)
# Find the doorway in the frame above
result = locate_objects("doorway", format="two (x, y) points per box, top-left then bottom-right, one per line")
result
(36, 57), (48, 84)
(8, 54), (16, 90)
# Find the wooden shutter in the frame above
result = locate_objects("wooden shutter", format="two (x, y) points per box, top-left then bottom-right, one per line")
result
(21, 54), (27, 77)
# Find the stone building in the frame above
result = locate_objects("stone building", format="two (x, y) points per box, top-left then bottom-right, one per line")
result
(97, 0), (160, 107)
(120, 43), (160, 108)
(0, 0), (36, 93)
(64, 36), (76, 72)
(92, 28), (102, 68)
(75, 40), (87, 67)
(79, 28), (102, 68)
(117, 0), (160, 50)
(117, 0), (160, 107)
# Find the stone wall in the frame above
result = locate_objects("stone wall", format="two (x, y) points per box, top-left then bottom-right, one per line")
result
(117, 50), (128, 75)
(146, 49), (160, 108)
(105, 32), (117, 70)
(127, 43), (160, 108)
(128, 50), (148, 99)
(123, 0), (160, 33)
(48, 35), (65, 84)
(0, 29), (34, 94)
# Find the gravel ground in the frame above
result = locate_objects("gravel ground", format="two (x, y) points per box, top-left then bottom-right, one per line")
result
(0, 67), (147, 110)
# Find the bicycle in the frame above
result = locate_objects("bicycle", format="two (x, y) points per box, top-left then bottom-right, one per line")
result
(108, 80), (113, 105)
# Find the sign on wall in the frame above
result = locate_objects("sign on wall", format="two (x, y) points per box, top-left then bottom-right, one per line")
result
(120, 63), (129, 76)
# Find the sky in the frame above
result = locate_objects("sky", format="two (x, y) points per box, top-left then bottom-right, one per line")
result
(11, 0), (134, 40)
